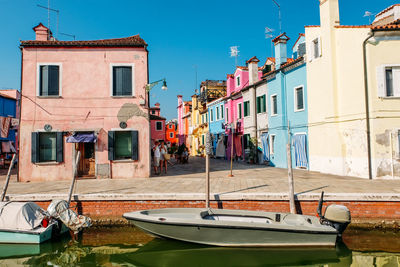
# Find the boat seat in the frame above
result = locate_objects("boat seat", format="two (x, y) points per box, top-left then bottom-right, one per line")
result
(282, 214), (313, 226)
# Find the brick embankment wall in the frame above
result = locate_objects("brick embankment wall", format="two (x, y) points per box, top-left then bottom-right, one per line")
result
(34, 200), (400, 228)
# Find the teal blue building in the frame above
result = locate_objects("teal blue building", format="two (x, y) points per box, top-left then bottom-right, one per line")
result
(207, 98), (226, 156)
(265, 33), (308, 169)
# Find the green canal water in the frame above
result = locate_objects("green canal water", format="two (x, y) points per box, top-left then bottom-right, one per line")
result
(0, 227), (399, 266)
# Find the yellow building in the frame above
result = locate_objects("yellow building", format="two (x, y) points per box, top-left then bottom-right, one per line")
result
(190, 94), (208, 156)
(189, 80), (226, 156)
(306, 0), (400, 178)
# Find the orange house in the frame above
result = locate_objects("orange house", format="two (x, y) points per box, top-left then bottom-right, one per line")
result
(165, 121), (178, 145)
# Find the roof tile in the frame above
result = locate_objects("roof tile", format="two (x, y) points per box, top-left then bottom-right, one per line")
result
(21, 35), (147, 47)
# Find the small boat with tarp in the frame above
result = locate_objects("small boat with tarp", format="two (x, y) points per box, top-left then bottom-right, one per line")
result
(0, 200), (91, 244)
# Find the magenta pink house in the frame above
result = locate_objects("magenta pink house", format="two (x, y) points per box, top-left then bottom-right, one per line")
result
(150, 103), (166, 144)
(19, 23), (151, 181)
(224, 64), (262, 160)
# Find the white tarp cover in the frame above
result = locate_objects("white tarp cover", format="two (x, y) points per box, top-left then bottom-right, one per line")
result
(0, 202), (46, 230)
(47, 200), (92, 234)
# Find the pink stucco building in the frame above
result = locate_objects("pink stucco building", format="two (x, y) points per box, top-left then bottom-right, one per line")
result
(19, 23), (151, 181)
(224, 65), (262, 159)
(149, 103), (166, 144)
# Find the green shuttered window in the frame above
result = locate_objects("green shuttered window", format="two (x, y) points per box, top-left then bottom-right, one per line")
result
(108, 130), (138, 161)
(31, 132), (63, 163)
(244, 101), (250, 117)
(257, 95), (266, 114)
(39, 65), (59, 96)
(113, 66), (132, 96)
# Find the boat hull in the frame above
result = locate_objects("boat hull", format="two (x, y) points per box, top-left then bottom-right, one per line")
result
(124, 208), (339, 247)
(0, 222), (67, 244)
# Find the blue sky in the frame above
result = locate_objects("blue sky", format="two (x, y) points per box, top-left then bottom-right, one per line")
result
(0, 0), (398, 120)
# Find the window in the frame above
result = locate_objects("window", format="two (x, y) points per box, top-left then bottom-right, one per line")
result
(39, 132), (56, 162)
(38, 65), (60, 96)
(156, 121), (163, 131)
(202, 135), (205, 145)
(31, 132), (63, 163)
(271, 95), (277, 115)
(151, 110), (155, 115)
(108, 130), (138, 160)
(169, 124), (173, 129)
(298, 42), (306, 58)
(313, 37), (321, 59)
(210, 109), (214, 122)
(257, 95), (266, 114)
(111, 65), (134, 96)
(243, 101), (250, 117)
(238, 103), (242, 119)
(225, 108), (228, 122)
(169, 132), (174, 138)
(294, 86), (304, 111)
(216, 107), (220, 120)
(270, 134), (276, 155)
(236, 76), (241, 87)
(221, 105), (224, 119)
(378, 66), (400, 97)
(206, 113), (208, 123)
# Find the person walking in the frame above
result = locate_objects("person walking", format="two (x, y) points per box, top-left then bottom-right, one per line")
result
(160, 141), (168, 174)
(153, 141), (161, 175)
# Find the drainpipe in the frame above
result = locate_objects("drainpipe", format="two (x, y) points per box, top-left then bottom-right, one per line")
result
(362, 31), (374, 180)
(17, 47), (23, 182)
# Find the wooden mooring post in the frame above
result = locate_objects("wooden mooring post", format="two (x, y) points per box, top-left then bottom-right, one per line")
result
(286, 122), (296, 214)
(1, 153), (17, 202)
(67, 151), (81, 207)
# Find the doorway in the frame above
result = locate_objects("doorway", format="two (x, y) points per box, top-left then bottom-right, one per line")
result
(76, 142), (95, 178)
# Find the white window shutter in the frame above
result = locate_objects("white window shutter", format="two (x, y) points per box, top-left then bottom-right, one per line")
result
(306, 42), (313, 62)
(317, 36), (322, 57)
(377, 65), (386, 98)
(393, 67), (400, 97)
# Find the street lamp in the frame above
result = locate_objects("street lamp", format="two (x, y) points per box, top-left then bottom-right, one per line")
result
(145, 78), (168, 92)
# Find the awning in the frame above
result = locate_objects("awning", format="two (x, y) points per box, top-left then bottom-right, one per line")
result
(66, 132), (97, 143)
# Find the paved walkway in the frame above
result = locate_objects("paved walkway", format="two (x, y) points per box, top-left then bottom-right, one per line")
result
(1, 157), (400, 201)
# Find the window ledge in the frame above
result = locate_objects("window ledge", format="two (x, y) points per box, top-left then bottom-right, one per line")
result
(271, 114), (278, 117)
(35, 161), (60, 165)
(112, 159), (136, 163)
(37, 96), (62, 99)
(294, 109), (305, 112)
(111, 96), (136, 99)
(379, 97), (400, 99)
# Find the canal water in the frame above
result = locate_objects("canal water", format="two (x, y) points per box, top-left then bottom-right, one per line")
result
(0, 226), (399, 266)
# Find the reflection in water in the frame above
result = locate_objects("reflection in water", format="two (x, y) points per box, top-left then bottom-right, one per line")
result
(0, 227), (398, 266)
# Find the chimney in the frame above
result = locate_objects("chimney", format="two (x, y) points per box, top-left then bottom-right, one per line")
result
(272, 33), (290, 69)
(246, 56), (260, 86)
(319, 0), (340, 29)
(33, 23), (52, 41)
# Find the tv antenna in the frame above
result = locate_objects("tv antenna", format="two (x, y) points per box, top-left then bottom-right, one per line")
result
(230, 46), (240, 66)
(265, 26), (275, 57)
(363, 11), (374, 24)
(59, 32), (76, 40)
(37, 3), (59, 38)
(272, 0), (282, 34)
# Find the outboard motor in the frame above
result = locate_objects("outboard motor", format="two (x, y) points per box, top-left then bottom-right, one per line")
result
(317, 192), (351, 235)
(47, 199), (92, 234)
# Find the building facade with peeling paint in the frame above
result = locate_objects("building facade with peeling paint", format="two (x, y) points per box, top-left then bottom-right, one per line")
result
(19, 23), (151, 181)
(306, 0), (400, 178)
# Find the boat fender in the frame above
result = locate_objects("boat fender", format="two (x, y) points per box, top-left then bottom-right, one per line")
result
(41, 217), (49, 228)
